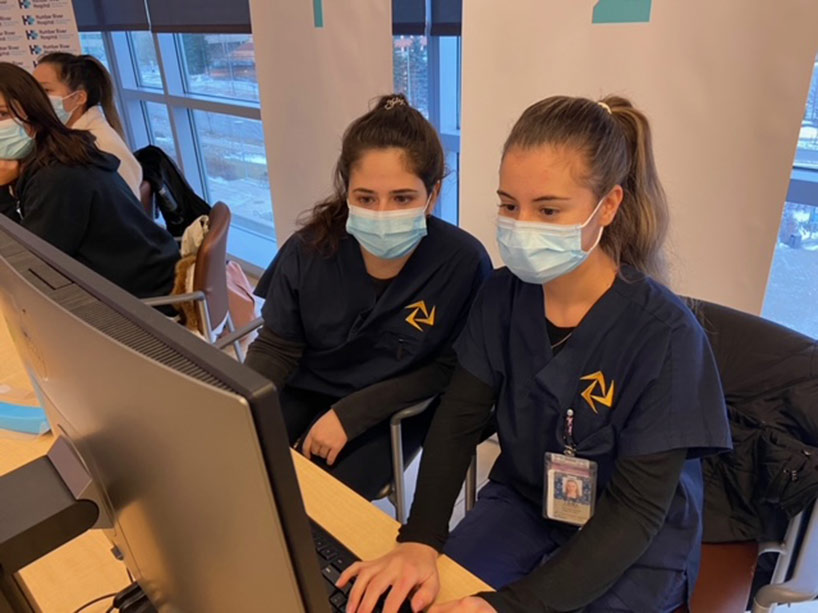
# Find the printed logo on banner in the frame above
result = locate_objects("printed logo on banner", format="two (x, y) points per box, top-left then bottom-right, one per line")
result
(17, 0), (31, 9)
(28, 43), (41, 54)
(313, 0), (323, 27)
(21, 14), (34, 25)
(25, 29), (36, 39)
(592, 0), (652, 24)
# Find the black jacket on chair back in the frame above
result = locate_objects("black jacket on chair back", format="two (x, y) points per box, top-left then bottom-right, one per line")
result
(693, 300), (818, 543)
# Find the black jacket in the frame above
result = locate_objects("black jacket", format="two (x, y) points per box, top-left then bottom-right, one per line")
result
(0, 152), (179, 299)
(695, 300), (818, 543)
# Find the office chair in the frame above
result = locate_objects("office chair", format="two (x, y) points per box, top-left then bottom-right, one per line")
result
(144, 202), (246, 360)
(375, 398), (436, 524)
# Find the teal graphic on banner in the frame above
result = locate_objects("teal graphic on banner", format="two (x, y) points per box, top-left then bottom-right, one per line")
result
(313, 0), (324, 27)
(593, 0), (652, 23)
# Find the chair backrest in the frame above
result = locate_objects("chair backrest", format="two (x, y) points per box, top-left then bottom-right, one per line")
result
(687, 299), (818, 612)
(193, 202), (231, 330)
(139, 180), (154, 218)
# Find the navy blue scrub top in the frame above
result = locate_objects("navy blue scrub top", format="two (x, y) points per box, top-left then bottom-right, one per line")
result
(454, 266), (732, 604)
(256, 216), (492, 398)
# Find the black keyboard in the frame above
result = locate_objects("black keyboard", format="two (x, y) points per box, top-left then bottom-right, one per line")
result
(310, 520), (413, 613)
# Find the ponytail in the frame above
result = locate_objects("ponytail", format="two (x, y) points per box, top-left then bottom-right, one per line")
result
(601, 95), (669, 282)
(503, 95), (669, 282)
(39, 53), (126, 140)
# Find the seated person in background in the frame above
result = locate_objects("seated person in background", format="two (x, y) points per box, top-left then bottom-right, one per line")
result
(340, 96), (732, 613)
(245, 94), (491, 500)
(34, 53), (142, 199)
(0, 62), (179, 300)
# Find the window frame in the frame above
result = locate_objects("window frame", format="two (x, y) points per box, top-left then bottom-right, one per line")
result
(86, 30), (274, 273)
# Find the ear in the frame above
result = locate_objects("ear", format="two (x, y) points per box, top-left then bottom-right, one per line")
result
(599, 184), (623, 227)
(74, 89), (89, 109)
(426, 180), (442, 216)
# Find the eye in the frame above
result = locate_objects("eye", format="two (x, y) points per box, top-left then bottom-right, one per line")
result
(539, 207), (559, 217)
(498, 203), (517, 213)
(355, 195), (376, 206)
(394, 194), (415, 205)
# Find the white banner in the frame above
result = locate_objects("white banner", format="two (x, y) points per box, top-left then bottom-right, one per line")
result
(460, 0), (818, 314)
(0, 0), (80, 71)
(248, 0), (393, 247)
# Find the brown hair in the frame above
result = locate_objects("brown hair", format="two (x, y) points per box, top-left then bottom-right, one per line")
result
(0, 62), (98, 175)
(299, 93), (445, 256)
(503, 95), (669, 281)
(39, 53), (125, 139)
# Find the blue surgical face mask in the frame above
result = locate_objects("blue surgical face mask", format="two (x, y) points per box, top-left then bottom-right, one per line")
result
(497, 199), (605, 285)
(48, 92), (78, 124)
(0, 118), (34, 160)
(346, 199), (430, 260)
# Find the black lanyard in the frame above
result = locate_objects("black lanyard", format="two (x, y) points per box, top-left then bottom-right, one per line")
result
(563, 408), (576, 456)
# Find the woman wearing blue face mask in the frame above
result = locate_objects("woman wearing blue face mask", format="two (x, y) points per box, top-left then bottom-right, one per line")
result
(34, 53), (142, 199)
(245, 93), (491, 499)
(340, 96), (731, 613)
(0, 62), (178, 300)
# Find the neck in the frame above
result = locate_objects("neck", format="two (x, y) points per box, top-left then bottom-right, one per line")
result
(360, 246), (413, 280)
(542, 248), (617, 327)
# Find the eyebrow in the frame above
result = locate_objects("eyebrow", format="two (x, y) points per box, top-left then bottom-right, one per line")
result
(497, 190), (571, 202)
(352, 188), (420, 195)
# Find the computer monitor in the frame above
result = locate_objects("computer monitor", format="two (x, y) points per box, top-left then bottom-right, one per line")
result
(0, 214), (329, 612)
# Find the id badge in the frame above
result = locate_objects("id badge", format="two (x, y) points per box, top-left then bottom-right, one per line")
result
(544, 452), (597, 526)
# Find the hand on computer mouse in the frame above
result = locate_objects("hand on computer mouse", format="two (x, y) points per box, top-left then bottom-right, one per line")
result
(337, 542), (439, 613)
(428, 596), (497, 613)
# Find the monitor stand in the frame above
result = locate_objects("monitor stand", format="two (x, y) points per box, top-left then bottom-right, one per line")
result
(0, 437), (100, 613)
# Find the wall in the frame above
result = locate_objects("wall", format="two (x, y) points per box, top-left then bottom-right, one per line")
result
(248, 0), (394, 249)
(459, 0), (818, 314)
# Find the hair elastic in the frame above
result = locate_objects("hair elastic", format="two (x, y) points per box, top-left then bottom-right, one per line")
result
(384, 97), (407, 111)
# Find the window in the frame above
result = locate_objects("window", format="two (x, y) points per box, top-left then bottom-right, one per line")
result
(128, 32), (163, 89)
(393, 36), (430, 118)
(794, 56), (818, 170)
(82, 31), (275, 269)
(393, 35), (462, 225)
(762, 53), (818, 338)
(143, 102), (177, 161)
(192, 110), (272, 233)
(180, 34), (260, 103)
(78, 32), (110, 70)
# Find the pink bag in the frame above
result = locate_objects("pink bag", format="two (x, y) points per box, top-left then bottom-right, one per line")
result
(224, 260), (259, 353)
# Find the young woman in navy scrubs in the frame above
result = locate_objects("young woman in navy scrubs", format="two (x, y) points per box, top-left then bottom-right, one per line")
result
(245, 94), (491, 500)
(339, 96), (732, 613)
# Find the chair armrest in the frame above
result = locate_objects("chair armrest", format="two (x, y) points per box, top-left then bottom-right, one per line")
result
(214, 317), (264, 350)
(390, 397), (436, 427)
(142, 291), (206, 308)
(754, 501), (818, 608)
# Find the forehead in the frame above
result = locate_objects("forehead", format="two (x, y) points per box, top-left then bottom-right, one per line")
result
(349, 148), (423, 186)
(33, 62), (60, 82)
(500, 145), (589, 190)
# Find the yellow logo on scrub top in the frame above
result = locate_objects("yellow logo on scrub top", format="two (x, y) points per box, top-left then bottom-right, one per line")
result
(580, 371), (615, 414)
(405, 301), (436, 331)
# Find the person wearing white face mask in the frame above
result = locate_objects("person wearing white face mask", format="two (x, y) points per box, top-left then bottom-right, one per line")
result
(244, 94), (491, 500)
(33, 53), (142, 199)
(341, 96), (731, 613)
(0, 62), (178, 300)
